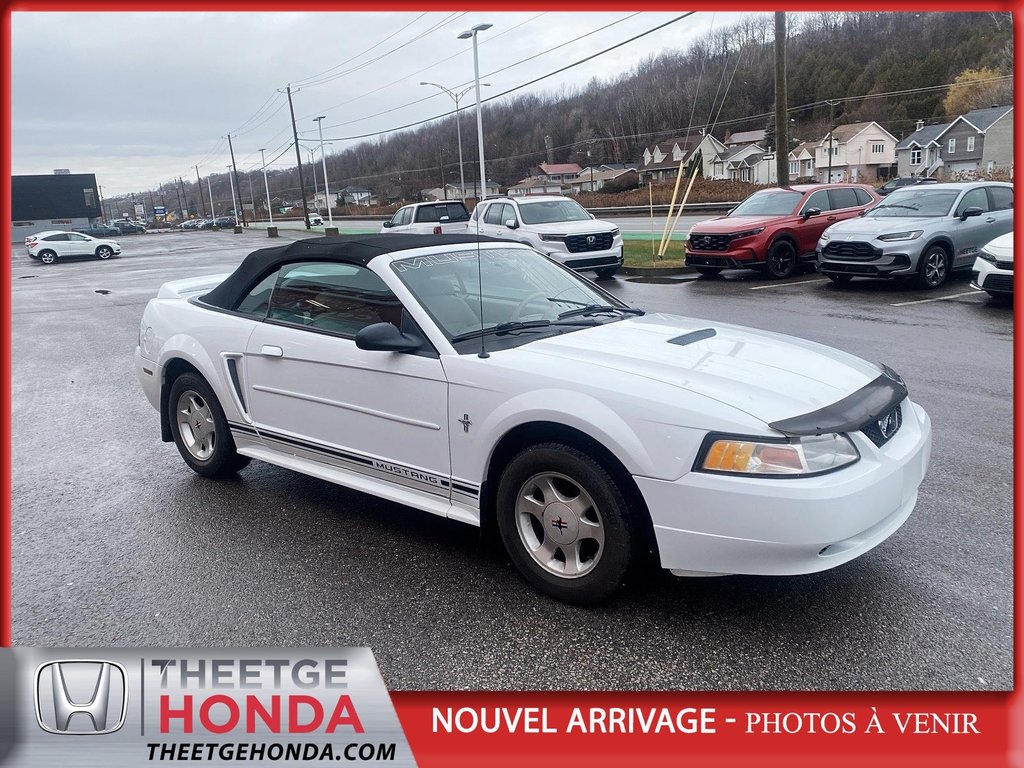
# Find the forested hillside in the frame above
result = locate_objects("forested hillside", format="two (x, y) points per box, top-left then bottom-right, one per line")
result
(141, 12), (1016, 211)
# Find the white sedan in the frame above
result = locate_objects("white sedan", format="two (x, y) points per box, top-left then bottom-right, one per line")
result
(971, 232), (1013, 299)
(135, 235), (931, 603)
(26, 230), (122, 264)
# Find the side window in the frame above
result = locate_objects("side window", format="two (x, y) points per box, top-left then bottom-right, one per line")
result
(852, 187), (874, 206)
(470, 204), (484, 222)
(394, 207), (413, 226)
(45, 233), (69, 242)
(828, 188), (859, 210)
(988, 186), (1013, 211)
(499, 203), (517, 225)
(484, 203), (505, 225)
(267, 262), (403, 337)
(234, 270), (279, 319)
(955, 188), (990, 216)
(801, 190), (831, 214)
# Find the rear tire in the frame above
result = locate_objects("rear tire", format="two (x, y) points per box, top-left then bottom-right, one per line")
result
(39, 250), (57, 265)
(496, 444), (635, 604)
(167, 372), (251, 478)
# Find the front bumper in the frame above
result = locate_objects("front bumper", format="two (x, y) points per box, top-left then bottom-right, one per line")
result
(816, 239), (921, 277)
(970, 257), (1013, 294)
(637, 399), (931, 576)
(549, 245), (623, 273)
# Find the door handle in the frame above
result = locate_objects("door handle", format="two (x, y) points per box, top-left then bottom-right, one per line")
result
(985, 217), (996, 223)
(827, 216), (837, 221)
(260, 345), (284, 357)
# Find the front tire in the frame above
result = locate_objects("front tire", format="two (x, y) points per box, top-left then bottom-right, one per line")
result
(915, 245), (949, 289)
(764, 240), (797, 279)
(826, 273), (853, 284)
(96, 246), (113, 260)
(695, 266), (723, 277)
(496, 444), (635, 604)
(594, 267), (619, 280)
(167, 372), (251, 478)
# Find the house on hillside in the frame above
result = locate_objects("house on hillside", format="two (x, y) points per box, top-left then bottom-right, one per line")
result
(530, 162), (583, 184)
(507, 176), (564, 197)
(710, 144), (775, 183)
(787, 142), (816, 181)
(337, 186), (372, 205)
(638, 134), (726, 184)
(724, 128), (767, 147)
(931, 105), (1013, 177)
(815, 122), (898, 183)
(567, 168), (639, 193)
(894, 120), (949, 178)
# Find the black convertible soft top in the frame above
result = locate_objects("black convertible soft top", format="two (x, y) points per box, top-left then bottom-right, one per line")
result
(202, 233), (500, 310)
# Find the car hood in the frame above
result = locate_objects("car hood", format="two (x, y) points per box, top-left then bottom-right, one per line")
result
(513, 314), (881, 426)
(524, 220), (617, 235)
(825, 216), (937, 237)
(689, 215), (785, 234)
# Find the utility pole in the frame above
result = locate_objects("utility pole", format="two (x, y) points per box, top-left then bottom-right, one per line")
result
(227, 165), (240, 225)
(196, 165), (208, 217)
(774, 12), (789, 187)
(174, 179), (185, 220)
(259, 148), (274, 225)
(313, 115), (333, 226)
(247, 173), (256, 221)
(178, 177), (190, 218)
(282, 85), (311, 229)
(826, 99), (841, 183)
(206, 175), (215, 218)
(227, 133), (247, 226)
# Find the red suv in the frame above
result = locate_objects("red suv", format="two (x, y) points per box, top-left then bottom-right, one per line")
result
(685, 184), (880, 278)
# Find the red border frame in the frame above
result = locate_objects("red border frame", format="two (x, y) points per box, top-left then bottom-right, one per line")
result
(2, 3), (1019, 765)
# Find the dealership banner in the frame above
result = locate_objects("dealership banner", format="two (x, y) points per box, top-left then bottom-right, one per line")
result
(0, 648), (412, 766)
(0, 649), (1019, 766)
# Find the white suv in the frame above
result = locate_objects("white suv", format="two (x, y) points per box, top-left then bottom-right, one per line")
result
(381, 201), (471, 235)
(469, 195), (623, 278)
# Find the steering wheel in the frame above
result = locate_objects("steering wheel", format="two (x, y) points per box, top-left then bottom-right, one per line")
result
(511, 292), (550, 321)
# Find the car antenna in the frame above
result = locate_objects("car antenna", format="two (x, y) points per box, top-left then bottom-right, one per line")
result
(474, 199), (489, 359)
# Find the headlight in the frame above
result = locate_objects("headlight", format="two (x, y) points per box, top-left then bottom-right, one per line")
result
(819, 230), (832, 243)
(877, 230), (923, 242)
(731, 227), (765, 238)
(610, 227), (620, 237)
(976, 247), (997, 264)
(539, 233), (566, 242)
(696, 433), (859, 477)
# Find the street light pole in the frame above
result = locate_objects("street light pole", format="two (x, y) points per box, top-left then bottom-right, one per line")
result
(306, 146), (320, 212)
(259, 148), (273, 225)
(421, 81), (489, 201)
(458, 23), (492, 201)
(313, 116), (333, 226)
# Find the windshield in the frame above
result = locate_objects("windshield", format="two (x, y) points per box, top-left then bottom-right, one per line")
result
(390, 247), (632, 347)
(730, 190), (803, 217)
(518, 199), (591, 225)
(865, 189), (958, 217)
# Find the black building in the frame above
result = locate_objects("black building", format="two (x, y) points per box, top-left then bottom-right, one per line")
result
(12, 173), (103, 241)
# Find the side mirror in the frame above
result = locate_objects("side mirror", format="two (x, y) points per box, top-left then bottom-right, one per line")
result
(382, 221), (393, 228)
(859, 209), (868, 217)
(355, 323), (423, 352)
(589, 213), (596, 219)
(959, 206), (983, 221)
(802, 208), (821, 219)
(505, 219), (518, 229)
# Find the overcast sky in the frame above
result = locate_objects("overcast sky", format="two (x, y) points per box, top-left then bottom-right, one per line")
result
(11, 11), (753, 198)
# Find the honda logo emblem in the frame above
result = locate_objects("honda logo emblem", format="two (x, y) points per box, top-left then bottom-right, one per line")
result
(35, 660), (128, 735)
(586, 235), (596, 245)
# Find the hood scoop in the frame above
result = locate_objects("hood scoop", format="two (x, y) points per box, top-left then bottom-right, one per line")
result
(669, 328), (716, 346)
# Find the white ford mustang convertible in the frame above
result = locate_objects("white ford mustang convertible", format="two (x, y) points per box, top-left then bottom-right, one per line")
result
(136, 234), (931, 603)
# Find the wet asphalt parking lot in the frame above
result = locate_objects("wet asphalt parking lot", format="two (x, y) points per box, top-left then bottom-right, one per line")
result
(10, 228), (1013, 691)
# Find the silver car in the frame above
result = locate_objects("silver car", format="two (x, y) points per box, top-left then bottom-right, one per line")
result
(816, 182), (1014, 289)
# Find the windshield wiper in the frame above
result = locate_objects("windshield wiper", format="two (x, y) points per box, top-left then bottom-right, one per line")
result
(872, 204), (919, 212)
(557, 304), (645, 319)
(451, 318), (601, 342)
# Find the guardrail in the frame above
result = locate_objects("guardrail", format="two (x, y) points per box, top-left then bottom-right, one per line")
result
(587, 202), (738, 215)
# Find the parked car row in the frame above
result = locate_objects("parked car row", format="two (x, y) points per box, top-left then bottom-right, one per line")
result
(683, 181), (1013, 292)
(180, 217), (236, 230)
(381, 197), (624, 279)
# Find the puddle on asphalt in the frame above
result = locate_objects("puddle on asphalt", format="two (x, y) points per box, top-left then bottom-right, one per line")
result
(628, 277), (689, 284)
(95, 289), (111, 295)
